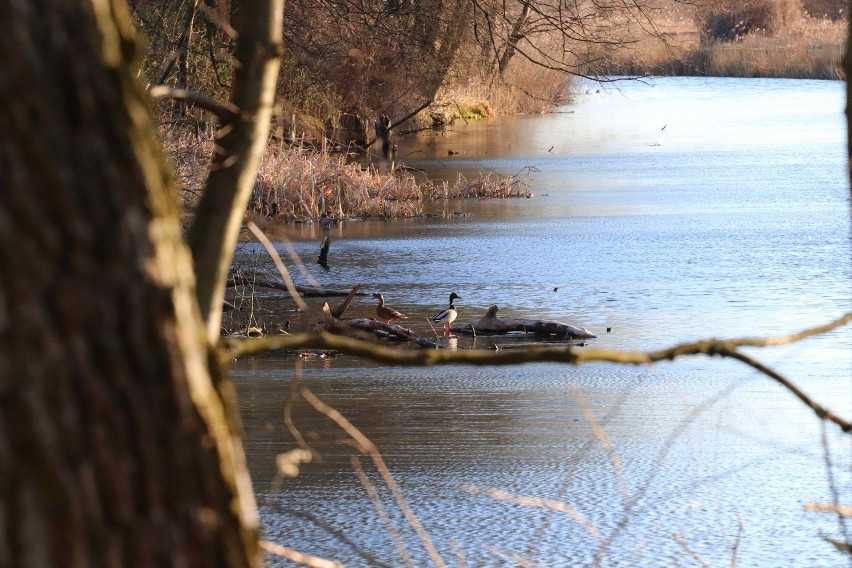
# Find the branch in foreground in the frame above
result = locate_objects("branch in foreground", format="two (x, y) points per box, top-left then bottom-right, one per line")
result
(148, 85), (239, 123)
(221, 312), (852, 433)
(259, 540), (342, 568)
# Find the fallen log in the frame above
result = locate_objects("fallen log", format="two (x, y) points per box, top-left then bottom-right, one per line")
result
(455, 305), (596, 339)
(316, 318), (442, 349)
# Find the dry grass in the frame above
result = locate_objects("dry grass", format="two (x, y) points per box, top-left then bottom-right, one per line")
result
(493, 57), (575, 113)
(590, 9), (844, 79)
(249, 146), (536, 221)
(428, 40), (576, 126)
(160, 123), (531, 223)
(251, 145), (425, 221)
(427, 171), (533, 199)
(157, 119), (216, 204)
(693, 28), (843, 79)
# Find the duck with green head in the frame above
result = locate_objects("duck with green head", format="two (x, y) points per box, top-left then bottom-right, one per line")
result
(433, 292), (461, 336)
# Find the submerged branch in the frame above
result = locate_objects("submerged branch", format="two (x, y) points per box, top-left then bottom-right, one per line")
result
(221, 312), (852, 433)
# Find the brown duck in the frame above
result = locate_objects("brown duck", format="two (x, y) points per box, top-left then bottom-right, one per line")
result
(372, 293), (408, 323)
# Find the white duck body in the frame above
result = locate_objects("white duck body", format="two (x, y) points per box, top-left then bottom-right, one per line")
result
(433, 292), (461, 334)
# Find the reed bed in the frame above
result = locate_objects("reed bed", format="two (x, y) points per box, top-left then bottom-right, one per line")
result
(588, 4), (844, 80)
(695, 16), (844, 78)
(251, 146), (426, 220)
(160, 124), (532, 223)
(249, 147), (535, 221)
(427, 171), (533, 199)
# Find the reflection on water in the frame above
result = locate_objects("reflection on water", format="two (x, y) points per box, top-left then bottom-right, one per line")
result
(230, 77), (851, 567)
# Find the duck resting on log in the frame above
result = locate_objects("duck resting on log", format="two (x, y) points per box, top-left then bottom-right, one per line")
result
(453, 305), (596, 339)
(372, 293), (408, 323)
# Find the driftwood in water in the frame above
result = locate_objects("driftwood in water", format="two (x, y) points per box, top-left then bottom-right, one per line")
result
(316, 285), (440, 348)
(329, 284), (361, 318)
(317, 236), (330, 269)
(319, 284), (360, 319)
(317, 318), (441, 349)
(455, 305), (596, 339)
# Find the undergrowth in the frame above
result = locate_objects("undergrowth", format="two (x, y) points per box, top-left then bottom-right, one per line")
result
(161, 125), (533, 223)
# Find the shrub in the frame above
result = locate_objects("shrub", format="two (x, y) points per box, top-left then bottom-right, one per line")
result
(695, 0), (802, 43)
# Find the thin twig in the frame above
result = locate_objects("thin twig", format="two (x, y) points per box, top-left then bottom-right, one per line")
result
(575, 389), (629, 504)
(819, 422), (852, 554)
(148, 85), (239, 123)
(277, 233), (324, 288)
(673, 533), (710, 568)
(721, 348), (851, 433)
(351, 457), (416, 568)
(299, 386), (448, 568)
(731, 514), (744, 568)
(259, 540), (343, 568)
(246, 221), (309, 311)
(806, 504), (852, 517)
(461, 484), (603, 543)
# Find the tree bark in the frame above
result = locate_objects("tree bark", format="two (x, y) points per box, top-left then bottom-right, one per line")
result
(0, 0), (260, 566)
(498, 1), (531, 75)
(188, 0), (284, 344)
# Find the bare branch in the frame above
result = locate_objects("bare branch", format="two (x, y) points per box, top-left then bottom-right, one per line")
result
(720, 349), (851, 433)
(245, 221), (309, 311)
(148, 85), (239, 123)
(461, 484), (603, 543)
(299, 387), (448, 568)
(259, 540), (343, 568)
(221, 312), (852, 433)
(188, 0), (285, 344)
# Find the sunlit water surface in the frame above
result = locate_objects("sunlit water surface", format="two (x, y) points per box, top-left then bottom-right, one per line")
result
(230, 77), (852, 567)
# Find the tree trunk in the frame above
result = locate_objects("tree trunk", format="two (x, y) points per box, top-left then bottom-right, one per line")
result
(498, 1), (531, 76)
(0, 1), (260, 566)
(188, 0), (284, 344)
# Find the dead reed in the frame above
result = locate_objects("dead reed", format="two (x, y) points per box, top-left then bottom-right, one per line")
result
(251, 145), (425, 221)
(161, 121), (534, 223)
(587, 3), (844, 80)
(250, 148), (535, 221)
(427, 171), (533, 200)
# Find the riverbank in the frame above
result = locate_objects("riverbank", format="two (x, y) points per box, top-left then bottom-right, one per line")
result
(590, 7), (844, 79)
(166, 127), (532, 224)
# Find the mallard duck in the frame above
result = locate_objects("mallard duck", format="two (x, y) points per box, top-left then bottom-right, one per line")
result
(372, 293), (408, 323)
(433, 292), (461, 336)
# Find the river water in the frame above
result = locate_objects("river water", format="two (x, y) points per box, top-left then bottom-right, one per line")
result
(229, 77), (852, 567)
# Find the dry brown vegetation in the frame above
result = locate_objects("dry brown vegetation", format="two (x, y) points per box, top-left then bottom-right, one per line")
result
(587, 0), (845, 79)
(435, 40), (577, 120)
(161, 123), (532, 223)
(247, 146), (533, 221)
